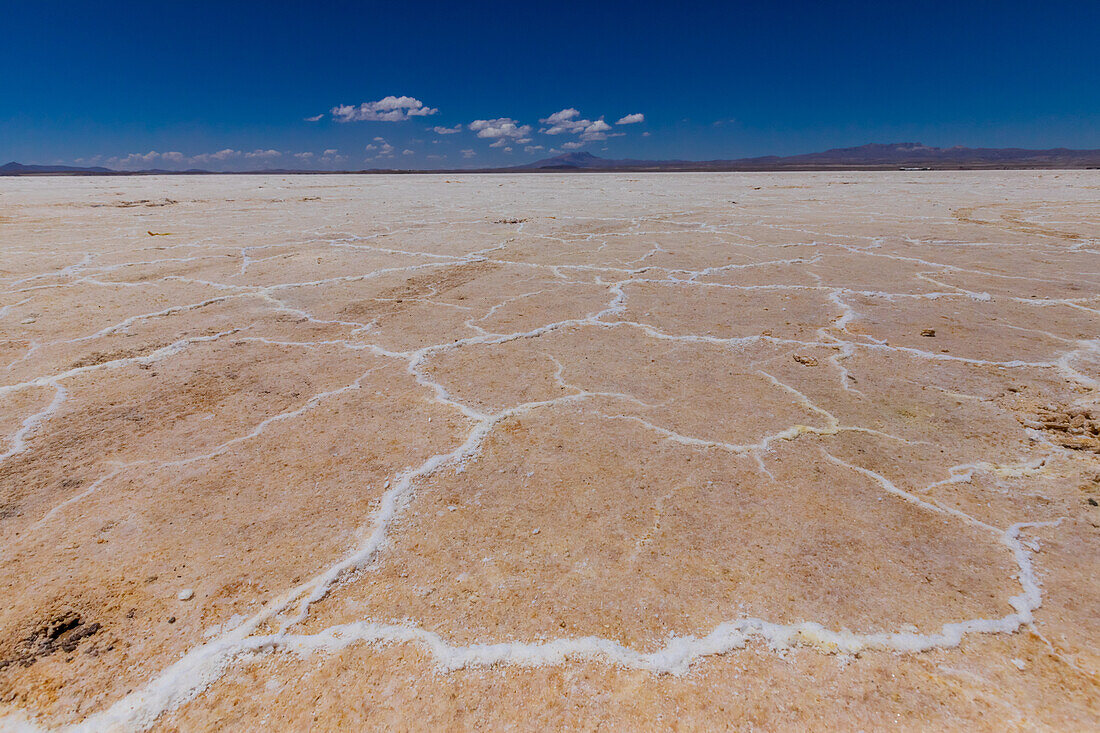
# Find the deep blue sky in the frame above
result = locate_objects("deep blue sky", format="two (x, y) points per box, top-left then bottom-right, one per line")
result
(3, 0), (1098, 170)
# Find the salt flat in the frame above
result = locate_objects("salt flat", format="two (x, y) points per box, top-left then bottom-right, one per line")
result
(0, 172), (1097, 730)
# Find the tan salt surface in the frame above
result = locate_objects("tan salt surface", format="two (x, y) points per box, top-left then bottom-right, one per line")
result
(0, 172), (1097, 730)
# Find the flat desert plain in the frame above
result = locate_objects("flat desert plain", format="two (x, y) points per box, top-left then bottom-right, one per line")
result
(0, 172), (1097, 731)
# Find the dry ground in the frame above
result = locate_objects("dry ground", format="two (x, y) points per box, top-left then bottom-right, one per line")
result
(0, 172), (1097, 730)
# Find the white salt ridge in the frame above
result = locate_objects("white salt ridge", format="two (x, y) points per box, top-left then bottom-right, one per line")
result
(0, 382), (67, 463)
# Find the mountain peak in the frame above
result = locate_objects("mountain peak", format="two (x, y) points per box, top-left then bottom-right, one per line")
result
(520, 151), (607, 169)
(556, 151), (600, 161)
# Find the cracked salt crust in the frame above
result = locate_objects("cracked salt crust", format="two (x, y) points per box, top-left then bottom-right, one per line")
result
(0, 172), (1097, 730)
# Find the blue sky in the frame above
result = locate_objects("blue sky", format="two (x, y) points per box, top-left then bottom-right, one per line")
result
(3, 0), (1098, 170)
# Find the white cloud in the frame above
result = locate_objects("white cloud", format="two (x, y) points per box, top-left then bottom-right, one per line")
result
(191, 148), (240, 163)
(524, 145), (544, 153)
(461, 149), (476, 159)
(616, 113), (645, 125)
(365, 139), (395, 157)
(579, 119), (612, 141)
(244, 149), (281, 159)
(330, 96), (438, 122)
(111, 150), (163, 167)
(561, 141), (585, 150)
(432, 124), (462, 135)
(468, 117), (532, 141)
(292, 150), (345, 166)
(304, 114), (324, 122)
(540, 108), (581, 134)
(109, 151), (167, 168)
(539, 108), (620, 141)
(402, 149), (415, 156)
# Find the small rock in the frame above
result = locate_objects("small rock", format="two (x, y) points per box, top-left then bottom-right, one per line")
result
(793, 355), (818, 367)
(177, 589), (194, 601)
(920, 328), (936, 337)
(167, 617), (176, 624)
(1089, 498), (1098, 507)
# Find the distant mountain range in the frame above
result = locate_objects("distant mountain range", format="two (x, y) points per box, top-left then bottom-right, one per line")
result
(516, 144), (1100, 171)
(4, 143), (1100, 176)
(1, 161), (116, 174)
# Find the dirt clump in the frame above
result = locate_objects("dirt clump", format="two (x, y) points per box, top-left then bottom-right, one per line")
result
(0, 612), (101, 671)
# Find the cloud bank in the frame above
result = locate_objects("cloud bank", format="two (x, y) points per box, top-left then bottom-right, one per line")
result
(330, 96), (438, 122)
(468, 118), (533, 143)
(539, 108), (621, 141)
